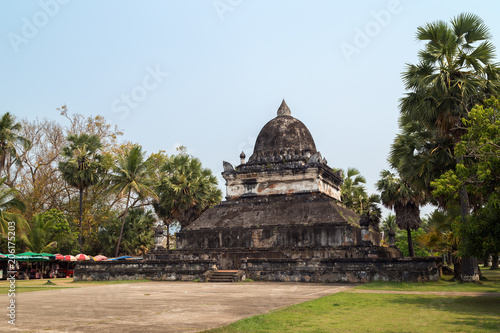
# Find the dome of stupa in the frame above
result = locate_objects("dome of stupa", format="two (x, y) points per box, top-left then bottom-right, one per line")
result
(248, 100), (317, 163)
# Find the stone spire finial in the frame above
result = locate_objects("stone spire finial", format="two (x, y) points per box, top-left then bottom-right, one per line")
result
(277, 99), (291, 117)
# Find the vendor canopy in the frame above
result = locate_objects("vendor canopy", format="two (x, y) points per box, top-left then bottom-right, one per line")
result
(14, 252), (55, 261)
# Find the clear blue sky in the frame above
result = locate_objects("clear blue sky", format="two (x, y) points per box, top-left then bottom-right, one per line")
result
(2, 0), (500, 218)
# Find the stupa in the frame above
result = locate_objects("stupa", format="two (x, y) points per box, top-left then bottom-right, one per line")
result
(76, 100), (441, 283)
(175, 100), (396, 260)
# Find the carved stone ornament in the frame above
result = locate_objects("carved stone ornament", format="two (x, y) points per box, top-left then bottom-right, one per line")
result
(222, 161), (235, 173)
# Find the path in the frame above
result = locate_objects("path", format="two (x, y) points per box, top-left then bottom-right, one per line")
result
(1, 281), (352, 333)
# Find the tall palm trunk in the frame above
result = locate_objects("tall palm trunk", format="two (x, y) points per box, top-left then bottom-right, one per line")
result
(115, 190), (131, 257)
(407, 226), (415, 257)
(458, 164), (479, 282)
(79, 187), (83, 253)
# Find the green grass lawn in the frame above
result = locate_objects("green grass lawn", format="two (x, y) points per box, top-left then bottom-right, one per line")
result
(206, 292), (500, 333)
(206, 269), (500, 333)
(355, 267), (500, 293)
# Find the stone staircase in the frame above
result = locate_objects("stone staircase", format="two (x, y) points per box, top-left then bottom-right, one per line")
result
(206, 270), (242, 282)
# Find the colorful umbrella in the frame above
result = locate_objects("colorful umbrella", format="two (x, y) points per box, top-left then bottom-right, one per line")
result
(55, 254), (65, 260)
(64, 255), (77, 261)
(93, 255), (108, 261)
(75, 254), (90, 261)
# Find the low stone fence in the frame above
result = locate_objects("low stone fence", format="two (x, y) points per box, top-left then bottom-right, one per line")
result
(74, 256), (441, 283)
(74, 259), (216, 281)
(241, 257), (442, 283)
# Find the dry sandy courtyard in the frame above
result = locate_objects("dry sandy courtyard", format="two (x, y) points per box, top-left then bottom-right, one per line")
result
(1, 281), (352, 332)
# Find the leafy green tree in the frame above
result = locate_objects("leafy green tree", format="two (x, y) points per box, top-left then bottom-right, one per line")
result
(395, 227), (432, 258)
(432, 98), (500, 268)
(122, 208), (155, 255)
(152, 199), (172, 249)
(376, 170), (425, 257)
(58, 134), (105, 253)
(461, 199), (500, 269)
(97, 208), (155, 256)
(155, 154), (222, 230)
(432, 98), (500, 203)
(0, 112), (31, 184)
(108, 145), (155, 257)
(381, 214), (397, 238)
(0, 178), (28, 237)
(389, 118), (455, 196)
(400, 13), (500, 137)
(41, 209), (77, 254)
(418, 209), (459, 256)
(24, 213), (58, 253)
(145, 150), (176, 249)
(335, 168), (381, 227)
(24, 209), (78, 254)
(396, 13), (500, 279)
(365, 194), (382, 230)
(340, 168), (367, 212)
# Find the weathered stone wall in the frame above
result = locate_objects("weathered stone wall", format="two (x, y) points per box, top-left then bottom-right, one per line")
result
(73, 259), (216, 281)
(241, 257), (442, 283)
(177, 224), (361, 250)
(74, 255), (439, 283)
(184, 193), (360, 230)
(224, 167), (341, 201)
(148, 246), (402, 270)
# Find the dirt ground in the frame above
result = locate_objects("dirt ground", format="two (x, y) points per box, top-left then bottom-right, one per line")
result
(1, 281), (352, 332)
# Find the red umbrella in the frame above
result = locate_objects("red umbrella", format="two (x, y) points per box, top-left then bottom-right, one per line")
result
(55, 254), (64, 260)
(93, 255), (108, 261)
(64, 255), (77, 261)
(75, 254), (90, 261)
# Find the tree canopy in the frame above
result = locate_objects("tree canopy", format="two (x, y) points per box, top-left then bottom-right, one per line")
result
(155, 154), (222, 230)
(0, 107), (222, 257)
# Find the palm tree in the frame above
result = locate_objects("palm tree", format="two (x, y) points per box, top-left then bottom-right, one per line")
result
(58, 134), (104, 253)
(24, 213), (58, 253)
(376, 170), (425, 257)
(0, 178), (28, 237)
(122, 208), (155, 256)
(0, 112), (31, 183)
(400, 13), (500, 210)
(398, 12), (500, 278)
(337, 168), (381, 224)
(152, 198), (172, 249)
(339, 168), (367, 213)
(381, 214), (397, 237)
(389, 118), (455, 195)
(419, 209), (459, 253)
(108, 145), (155, 257)
(365, 194), (382, 229)
(401, 13), (500, 137)
(155, 154), (222, 230)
